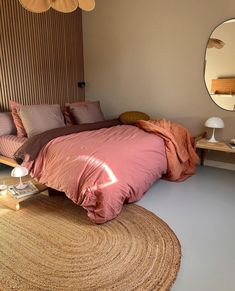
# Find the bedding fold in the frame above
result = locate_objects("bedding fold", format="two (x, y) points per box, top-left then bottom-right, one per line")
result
(0, 135), (27, 159)
(137, 119), (199, 181)
(14, 119), (121, 164)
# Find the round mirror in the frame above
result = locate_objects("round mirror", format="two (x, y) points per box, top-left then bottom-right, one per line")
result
(205, 19), (235, 111)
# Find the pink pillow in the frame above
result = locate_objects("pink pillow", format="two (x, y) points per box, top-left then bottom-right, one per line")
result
(10, 101), (27, 138)
(68, 101), (105, 124)
(65, 101), (89, 107)
(64, 101), (93, 125)
(0, 112), (16, 136)
(63, 106), (75, 126)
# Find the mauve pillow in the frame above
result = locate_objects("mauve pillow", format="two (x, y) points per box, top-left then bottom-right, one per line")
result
(17, 104), (65, 138)
(0, 112), (16, 136)
(70, 101), (105, 124)
(10, 101), (27, 137)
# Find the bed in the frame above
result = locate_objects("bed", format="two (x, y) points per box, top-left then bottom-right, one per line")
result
(0, 103), (198, 224)
(14, 122), (167, 223)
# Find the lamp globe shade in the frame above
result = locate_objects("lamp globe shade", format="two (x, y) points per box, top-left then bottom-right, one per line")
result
(19, 0), (51, 13)
(204, 117), (225, 129)
(79, 0), (95, 11)
(11, 166), (28, 178)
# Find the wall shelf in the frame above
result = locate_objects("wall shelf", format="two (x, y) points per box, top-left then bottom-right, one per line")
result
(211, 78), (235, 95)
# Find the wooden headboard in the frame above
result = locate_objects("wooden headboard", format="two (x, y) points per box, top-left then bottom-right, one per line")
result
(0, 0), (85, 112)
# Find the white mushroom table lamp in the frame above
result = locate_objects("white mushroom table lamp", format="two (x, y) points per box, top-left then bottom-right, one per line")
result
(11, 166), (29, 190)
(204, 117), (225, 143)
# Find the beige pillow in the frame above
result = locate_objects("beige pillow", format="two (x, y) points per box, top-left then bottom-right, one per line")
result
(17, 104), (65, 137)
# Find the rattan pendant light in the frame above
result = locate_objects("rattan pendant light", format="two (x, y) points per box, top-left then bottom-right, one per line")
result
(19, 0), (95, 13)
(207, 38), (225, 49)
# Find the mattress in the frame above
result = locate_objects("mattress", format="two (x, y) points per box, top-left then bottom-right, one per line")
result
(0, 135), (27, 159)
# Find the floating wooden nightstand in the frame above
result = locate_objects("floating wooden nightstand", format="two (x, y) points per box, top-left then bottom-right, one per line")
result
(195, 138), (235, 166)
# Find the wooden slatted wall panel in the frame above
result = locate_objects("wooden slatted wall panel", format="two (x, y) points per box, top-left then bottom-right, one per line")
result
(0, 0), (84, 112)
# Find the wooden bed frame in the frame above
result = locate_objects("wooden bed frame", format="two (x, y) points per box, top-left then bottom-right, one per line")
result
(0, 155), (18, 168)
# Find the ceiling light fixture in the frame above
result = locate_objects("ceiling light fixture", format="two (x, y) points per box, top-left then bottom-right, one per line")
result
(19, 0), (95, 13)
(207, 38), (225, 49)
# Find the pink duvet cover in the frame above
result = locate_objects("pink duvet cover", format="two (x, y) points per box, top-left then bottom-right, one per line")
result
(28, 125), (167, 223)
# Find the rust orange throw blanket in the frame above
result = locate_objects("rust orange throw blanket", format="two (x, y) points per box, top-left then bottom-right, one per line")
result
(137, 119), (199, 181)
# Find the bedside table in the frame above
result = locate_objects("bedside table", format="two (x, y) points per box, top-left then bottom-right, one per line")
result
(195, 138), (235, 166)
(0, 176), (48, 210)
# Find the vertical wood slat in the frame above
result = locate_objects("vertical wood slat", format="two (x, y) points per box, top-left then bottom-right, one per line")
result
(0, 0), (84, 112)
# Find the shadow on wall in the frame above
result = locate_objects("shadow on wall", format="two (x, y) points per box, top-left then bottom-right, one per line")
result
(168, 117), (205, 136)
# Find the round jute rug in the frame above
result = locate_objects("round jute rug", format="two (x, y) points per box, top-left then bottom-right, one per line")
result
(0, 196), (181, 290)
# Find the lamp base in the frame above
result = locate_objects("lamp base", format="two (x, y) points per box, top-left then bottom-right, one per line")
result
(207, 136), (218, 143)
(15, 183), (28, 190)
(207, 128), (218, 143)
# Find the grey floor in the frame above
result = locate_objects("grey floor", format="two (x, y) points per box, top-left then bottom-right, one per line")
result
(1, 165), (235, 291)
(138, 166), (235, 291)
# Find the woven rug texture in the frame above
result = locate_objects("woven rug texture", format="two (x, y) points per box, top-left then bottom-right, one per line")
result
(0, 196), (181, 290)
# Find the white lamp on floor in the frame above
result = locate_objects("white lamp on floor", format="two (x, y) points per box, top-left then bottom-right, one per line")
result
(11, 166), (29, 190)
(204, 117), (225, 143)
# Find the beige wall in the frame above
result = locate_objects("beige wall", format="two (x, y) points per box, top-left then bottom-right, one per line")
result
(83, 0), (235, 162)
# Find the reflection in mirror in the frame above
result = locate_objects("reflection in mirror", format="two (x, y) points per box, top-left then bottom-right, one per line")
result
(205, 19), (235, 111)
